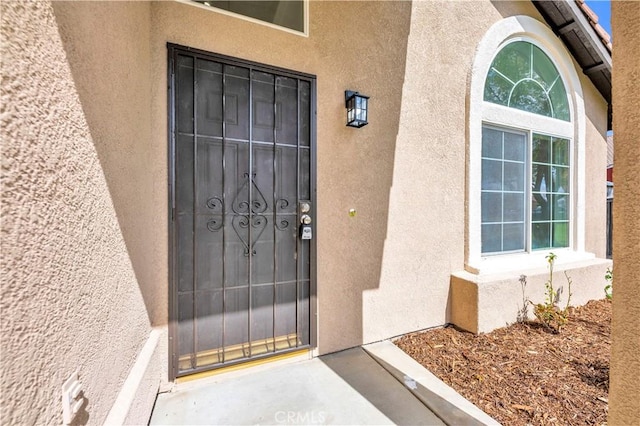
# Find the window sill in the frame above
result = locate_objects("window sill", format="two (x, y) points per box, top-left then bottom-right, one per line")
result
(465, 249), (596, 276)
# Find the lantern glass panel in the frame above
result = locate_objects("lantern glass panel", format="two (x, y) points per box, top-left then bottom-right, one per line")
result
(345, 92), (369, 127)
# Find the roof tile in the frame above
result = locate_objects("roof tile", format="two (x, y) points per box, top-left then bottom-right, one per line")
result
(581, 3), (599, 23)
(595, 23), (611, 43)
(575, 0), (612, 53)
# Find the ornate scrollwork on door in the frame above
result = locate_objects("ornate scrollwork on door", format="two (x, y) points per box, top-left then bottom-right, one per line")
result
(232, 173), (268, 215)
(206, 196), (224, 232)
(232, 215), (268, 256)
(206, 196), (224, 212)
(208, 173), (292, 253)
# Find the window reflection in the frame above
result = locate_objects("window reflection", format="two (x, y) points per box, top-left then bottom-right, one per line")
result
(484, 41), (570, 121)
(194, 1), (305, 33)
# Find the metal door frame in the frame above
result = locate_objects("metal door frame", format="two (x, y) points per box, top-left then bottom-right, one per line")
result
(167, 43), (317, 380)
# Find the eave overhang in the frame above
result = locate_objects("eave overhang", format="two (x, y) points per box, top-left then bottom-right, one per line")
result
(533, 0), (612, 129)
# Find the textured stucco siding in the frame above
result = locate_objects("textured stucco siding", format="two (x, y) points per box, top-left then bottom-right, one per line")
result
(580, 69), (609, 258)
(149, 0), (413, 355)
(609, 1), (640, 423)
(364, 0), (610, 341)
(52, 0), (165, 327)
(451, 258), (611, 334)
(361, 0), (502, 342)
(1, 1), (155, 424)
(1, 1), (615, 422)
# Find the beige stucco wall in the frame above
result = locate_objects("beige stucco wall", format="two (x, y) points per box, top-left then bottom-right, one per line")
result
(52, 0), (165, 327)
(148, 0), (413, 354)
(581, 70), (609, 258)
(362, 0), (496, 341)
(609, 2), (640, 423)
(1, 0), (613, 421)
(1, 1), (157, 424)
(451, 258), (611, 334)
(364, 0), (610, 340)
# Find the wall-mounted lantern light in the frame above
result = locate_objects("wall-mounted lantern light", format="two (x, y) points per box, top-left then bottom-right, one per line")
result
(345, 91), (369, 128)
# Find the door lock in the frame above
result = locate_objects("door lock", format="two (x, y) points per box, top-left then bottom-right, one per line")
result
(299, 201), (313, 240)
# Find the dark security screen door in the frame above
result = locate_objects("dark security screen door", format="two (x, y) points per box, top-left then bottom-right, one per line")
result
(169, 46), (315, 377)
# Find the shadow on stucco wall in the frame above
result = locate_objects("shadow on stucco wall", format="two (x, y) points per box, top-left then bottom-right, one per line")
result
(297, 0), (412, 352)
(51, 0), (412, 352)
(52, 2), (165, 326)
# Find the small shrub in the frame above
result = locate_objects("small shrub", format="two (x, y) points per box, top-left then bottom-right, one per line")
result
(517, 274), (530, 323)
(531, 252), (573, 333)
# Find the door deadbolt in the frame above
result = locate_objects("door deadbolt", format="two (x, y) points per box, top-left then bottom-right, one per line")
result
(300, 214), (312, 225)
(300, 202), (311, 214)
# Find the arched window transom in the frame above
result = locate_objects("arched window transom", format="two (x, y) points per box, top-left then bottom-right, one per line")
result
(484, 41), (570, 121)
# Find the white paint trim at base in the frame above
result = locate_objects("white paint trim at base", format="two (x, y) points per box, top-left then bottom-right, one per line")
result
(104, 328), (161, 426)
(465, 249), (596, 275)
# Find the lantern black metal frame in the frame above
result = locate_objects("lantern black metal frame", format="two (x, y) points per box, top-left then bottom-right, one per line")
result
(345, 90), (369, 128)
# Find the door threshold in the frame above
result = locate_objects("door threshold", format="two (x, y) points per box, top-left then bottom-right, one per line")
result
(176, 349), (311, 385)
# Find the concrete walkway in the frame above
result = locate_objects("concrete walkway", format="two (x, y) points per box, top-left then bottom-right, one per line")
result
(149, 341), (499, 425)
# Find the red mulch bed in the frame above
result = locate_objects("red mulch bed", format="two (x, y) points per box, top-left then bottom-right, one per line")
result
(395, 299), (611, 425)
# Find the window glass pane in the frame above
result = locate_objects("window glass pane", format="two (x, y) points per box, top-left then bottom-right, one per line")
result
(552, 223), (569, 248)
(549, 78), (570, 121)
(552, 166), (569, 193)
(532, 191), (550, 221)
(482, 159), (503, 190)
(530, 134), (571, 252)
(484, 41), (569, 122)
(482, 126), (530, 255)
(532, 134), (551, 163)
(509, 80), (551, 117)
(482, 192), (502, 223)
(504, 132), (525, 161)
(484, 69), (512, 106)
(482, 127), (503, 158)
(532, 45), (557, 90)
(504, 162), (524, 191)
(493, 42), (531, 83)
(532, 222), (550, 250)
(482, 224), (502, 253)
(553, 138), (569, 166)
(196, 1), (305, 32)
(532, 162), (550, 195)
(504, 193), (524, 222)
(552, 194), (569, 220)
(503, 223), (525, 251)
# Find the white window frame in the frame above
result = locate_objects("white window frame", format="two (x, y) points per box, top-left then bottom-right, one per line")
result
(178, 0), (309, 37)
(467, 16), (590, 274)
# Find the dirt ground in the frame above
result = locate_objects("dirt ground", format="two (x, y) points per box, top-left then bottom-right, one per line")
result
(395, 299), (611, 425)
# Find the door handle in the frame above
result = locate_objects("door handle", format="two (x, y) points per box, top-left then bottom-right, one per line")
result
(299, 202), (312, 240)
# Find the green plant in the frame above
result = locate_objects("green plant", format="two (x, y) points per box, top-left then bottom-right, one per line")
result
(531, 252), (573, 333)
(517, 274), (530, 323)
(604, 267), (613, 300)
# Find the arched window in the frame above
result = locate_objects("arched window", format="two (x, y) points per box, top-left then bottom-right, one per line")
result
(484, 41), (570, 121)
(481, 41), (571, 255)
(467, 16), (586, 270)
